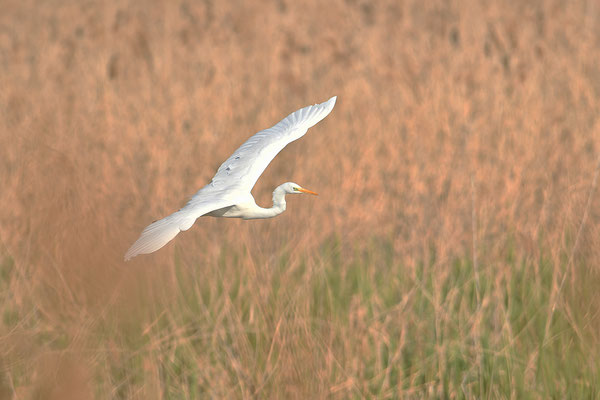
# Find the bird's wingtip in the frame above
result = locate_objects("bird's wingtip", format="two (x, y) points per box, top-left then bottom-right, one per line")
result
(320, 96), (336, 110)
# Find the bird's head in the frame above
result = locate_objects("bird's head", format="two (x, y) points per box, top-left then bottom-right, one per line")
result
(282, 182), (318, 196)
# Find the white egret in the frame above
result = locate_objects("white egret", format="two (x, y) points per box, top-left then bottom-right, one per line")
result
(125, 96), (337, 261)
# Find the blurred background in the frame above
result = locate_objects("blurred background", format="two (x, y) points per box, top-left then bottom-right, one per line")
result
(1, 0), (600, 398)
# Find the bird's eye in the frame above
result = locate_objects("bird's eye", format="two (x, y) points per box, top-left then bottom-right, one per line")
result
(293, 187), (299, 191)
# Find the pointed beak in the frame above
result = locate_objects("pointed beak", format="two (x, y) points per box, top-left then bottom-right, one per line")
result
(298, 187), (318, 196)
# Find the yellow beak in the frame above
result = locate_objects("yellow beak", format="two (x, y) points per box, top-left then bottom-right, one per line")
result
(298, 187), (318, 196)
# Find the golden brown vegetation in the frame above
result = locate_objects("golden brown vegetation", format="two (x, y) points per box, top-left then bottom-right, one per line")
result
(1, 0), (600, 398)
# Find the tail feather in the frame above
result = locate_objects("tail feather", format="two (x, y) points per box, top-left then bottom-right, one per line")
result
(124, 211), (194, 261)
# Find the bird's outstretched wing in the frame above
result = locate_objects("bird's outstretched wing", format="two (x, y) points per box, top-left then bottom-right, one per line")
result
(125, 96), (336, 261)
(188, 95), (337, 206)
(124, 199), (232, 261)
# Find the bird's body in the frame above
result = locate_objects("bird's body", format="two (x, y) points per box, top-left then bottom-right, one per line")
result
(125, 96), (336, 261)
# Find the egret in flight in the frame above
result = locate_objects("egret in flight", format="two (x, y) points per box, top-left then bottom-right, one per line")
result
(125, 96), (337, 261)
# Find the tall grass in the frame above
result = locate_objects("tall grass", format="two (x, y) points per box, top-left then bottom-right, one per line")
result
(1, 0), (600, 398)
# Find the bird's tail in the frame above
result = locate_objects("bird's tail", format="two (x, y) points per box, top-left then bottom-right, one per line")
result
(124, 211), (195, 261)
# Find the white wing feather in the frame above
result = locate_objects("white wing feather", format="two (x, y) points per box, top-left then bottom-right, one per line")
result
(198, 95), (337, 199)
(125, 96), (336, 261)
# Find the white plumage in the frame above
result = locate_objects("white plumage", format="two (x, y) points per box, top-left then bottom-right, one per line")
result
(125, 96), (337, 261)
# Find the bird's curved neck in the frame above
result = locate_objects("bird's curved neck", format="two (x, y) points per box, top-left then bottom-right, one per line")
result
(264, 185), (288, 217)
(271, 185), (288, 211)
(243, 185), (287, 219)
